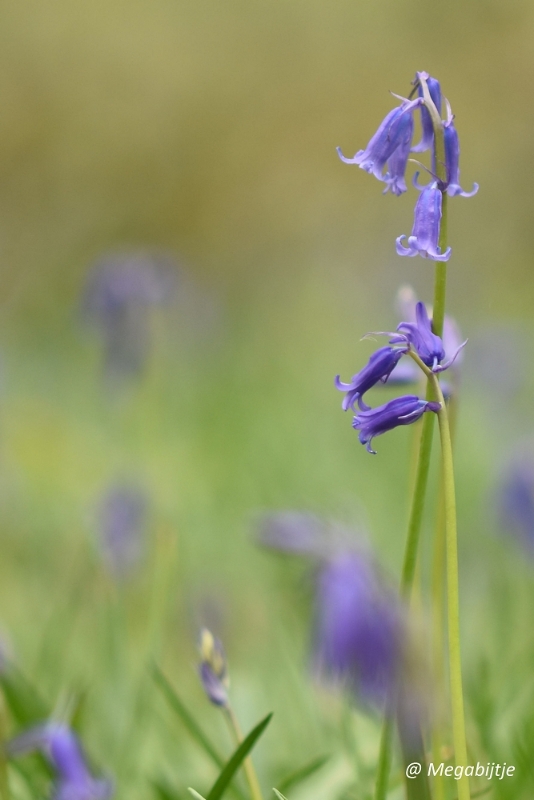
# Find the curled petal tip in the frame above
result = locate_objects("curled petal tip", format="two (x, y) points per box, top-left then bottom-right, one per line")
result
(336, 146), (362, 165)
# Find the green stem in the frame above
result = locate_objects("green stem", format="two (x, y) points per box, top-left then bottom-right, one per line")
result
(373, 74), (449, 800)
(430, 395), (458, 800)
(225, 707), (264, 800)
(373, 717), (393, 800)
(407, 354), (470, 800)
(431, 379), (470, 800)
(0, 690), (9, 800)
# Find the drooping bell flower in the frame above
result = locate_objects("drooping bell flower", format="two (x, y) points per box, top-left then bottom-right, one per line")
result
(411, 71), (442, 153)
(7, 723), (113, 800)
(337, 98), (421, 187)
(388, 287), (466, 387)
(396, 183), (451, 261)
(443, 107), (479, 197)
(198, 629), (229, 707)
(353, 396), (440, 454)
(314, 551), (404, 709)
(335, 345), (409, 412)
(382, 123), (413, 196)
(392, 302), (445, 369)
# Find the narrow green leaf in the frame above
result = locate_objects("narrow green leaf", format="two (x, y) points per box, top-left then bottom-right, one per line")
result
(1, 668), (49, 726)
(151, 664), (224, 767)
(273, 790), (289, 800)
(277, 754), (329, 793)
(206, 713), (272, 800)
(152, 779), (181, 800)
(189, 788), (208, 800)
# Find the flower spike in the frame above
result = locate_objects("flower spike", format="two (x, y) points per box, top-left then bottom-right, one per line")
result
(353, 396), (440, 454)
(396, 183), (451, 261)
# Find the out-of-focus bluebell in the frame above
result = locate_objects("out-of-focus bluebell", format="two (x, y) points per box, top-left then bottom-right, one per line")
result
(256, 511), (328, 556)
(337, 97), (422, 193)
(353, 395), (440, 454)
(411, 71), (442, 154)
(497, 454), (534, 552)
(81, 252), (175, 384)
(7, 723), (113, 800)
(198, 629), (229, 707)
(313, 550), (404, 710)
(335, 345), (409, 412)
(256, 516), (427, 713)
(396, 183), (451, 261)
(95, 484), (148, 578)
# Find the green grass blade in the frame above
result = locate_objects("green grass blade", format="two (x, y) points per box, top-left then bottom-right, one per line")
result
(152, 779), (182, 800)
(0, 668), (49, 726)
(273, 790), (288, 800)
(206, 713), (272, 800)
(276, 754), (329, 793)
(151, 664), (224, 767)
(189, 789), (208, 800)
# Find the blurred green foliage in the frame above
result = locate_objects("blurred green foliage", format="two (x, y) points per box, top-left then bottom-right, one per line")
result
(0, 1), (533, 799)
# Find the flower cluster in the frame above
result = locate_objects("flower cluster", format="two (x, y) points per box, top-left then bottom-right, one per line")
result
(337, 71), (477, 261)
(334, 300), (463, 453)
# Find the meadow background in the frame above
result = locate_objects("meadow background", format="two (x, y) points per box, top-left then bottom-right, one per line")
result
(0, 1), (533, 798)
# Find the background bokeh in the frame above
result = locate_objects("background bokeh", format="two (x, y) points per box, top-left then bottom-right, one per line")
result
(1, 1), (534, 798)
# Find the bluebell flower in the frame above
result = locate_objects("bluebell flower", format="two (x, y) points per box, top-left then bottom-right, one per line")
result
(391, 302), (445, 369)
(198, 629), (229, 707)
(382, 124), (413, 196)
(314, 551), (404, 709)
(96, 484), (148, 578)
(335, 345), (409, 412)
(443, 108), (479, 198)
(7, 723), (112, 800)
(396, 183), (451, 261)
(353, 396), (440, 454)
(337, 98), (421, 189)
(388, 287), (466, 387)
(411, 71), (442, 153)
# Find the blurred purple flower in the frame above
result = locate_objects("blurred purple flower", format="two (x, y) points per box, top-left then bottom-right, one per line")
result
(81, 252), (175, 383)
(335, 345), (409, 412)
(256, 512), (327, 556)
(198, 629), (229, 707)
(96, 484), (148, 577)
(8, 723), (112, 800)
(314, 551), (404, 709)
(353, 395), (440, 454)
(497, 455), (534, 551)
(337, 98), (421, 191)
(411, 71), (442, 153)
(396, 183), (451, 261)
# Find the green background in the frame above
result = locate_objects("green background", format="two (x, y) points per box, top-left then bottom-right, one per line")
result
(0, 1), (532, 798)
